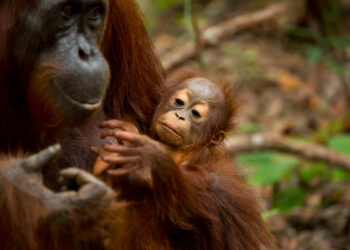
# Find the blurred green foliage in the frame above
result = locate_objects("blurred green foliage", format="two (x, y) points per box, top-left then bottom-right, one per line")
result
(223, 42), (262, 79)
(239, 152), (298, 186)
(154, 0), (182, 9)
(238, 133), (350, 214)
(299, 162), (328, 183)
(328, 134), (350, 180)
(286, 0), (349, 79)
(328, 134), (350, 155)
(273, 186), (305, 212)
(312, 113), (349, 143)
(288, 26), (350, 72)
(136, 0), (183, 31)
(238, 123), (263, 134)
(137, 0), (182, 10)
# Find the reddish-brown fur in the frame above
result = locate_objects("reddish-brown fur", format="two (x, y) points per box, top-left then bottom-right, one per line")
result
(106, 154), (275, 249)
(0, 0), (164, 249)
(0, 0), (274, 248)
(101, 70), (275, 250)
(0, 156), (46, 250)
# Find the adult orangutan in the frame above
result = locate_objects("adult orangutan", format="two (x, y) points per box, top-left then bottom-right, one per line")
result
(93, 70), (276, 249)
(0, 0), (164, 249)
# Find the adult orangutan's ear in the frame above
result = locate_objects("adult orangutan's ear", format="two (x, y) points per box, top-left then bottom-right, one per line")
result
(210, 131), (225, 146)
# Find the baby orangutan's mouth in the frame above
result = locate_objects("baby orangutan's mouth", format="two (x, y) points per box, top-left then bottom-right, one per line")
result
(160, 122), (183, 138)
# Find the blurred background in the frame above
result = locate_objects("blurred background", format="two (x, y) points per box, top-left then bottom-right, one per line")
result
(137, 0), (350, 249)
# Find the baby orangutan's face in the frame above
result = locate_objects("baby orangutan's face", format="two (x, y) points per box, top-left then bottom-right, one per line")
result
(152, 78), (225, 148)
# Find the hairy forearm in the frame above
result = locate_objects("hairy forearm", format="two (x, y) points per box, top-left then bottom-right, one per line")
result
(151, 155), (203, 228)
(0, 172), (80, 249)
(36, 207), (107, 249)
(0, 154), (112, 249)
(0, 174), (47, 249)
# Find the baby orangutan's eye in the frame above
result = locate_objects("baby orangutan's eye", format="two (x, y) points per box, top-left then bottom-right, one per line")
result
(192, 109), (201, 118)
(175, 98), (185, 106)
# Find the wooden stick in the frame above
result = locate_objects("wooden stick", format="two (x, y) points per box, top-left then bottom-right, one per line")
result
(162, 3), (286, 73)
(225, 133), (350, 172)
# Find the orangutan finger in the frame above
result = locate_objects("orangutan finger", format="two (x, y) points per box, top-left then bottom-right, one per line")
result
(101, 155), (140, 165)
(107, 165), (140, 177)
(111, 131), (144, 145)
(25, 144), (61, 172)
(93, 157), (111, 176)
(103, 144), (139, 156)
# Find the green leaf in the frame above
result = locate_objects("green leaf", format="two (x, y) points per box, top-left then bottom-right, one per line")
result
(326, 61), (346, 74)
(287, 26), (318, 41)
(262, 208), (280, 220)
(238, 123), (263, 134)
(327, 37), (350, 49)
(273, 187), (305, 212)
(332, 168), (350, 181)
(238, 152), (298, 186)
(154, 0), (182, 9)
(223, 42), (239, 57)
(312, 114), (349, 143)
(306, 46), (323, 65)
(243, 49), (259, 63)
(328, 134), (350, 156)
(300, 162), (327, 183)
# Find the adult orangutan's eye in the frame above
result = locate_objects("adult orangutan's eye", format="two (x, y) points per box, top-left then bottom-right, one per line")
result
(88, 6), (103, 20)
(62, 4), (76, 18)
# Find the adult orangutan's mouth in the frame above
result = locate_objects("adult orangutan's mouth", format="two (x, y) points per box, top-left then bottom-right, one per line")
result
(54, 81), (102, 111)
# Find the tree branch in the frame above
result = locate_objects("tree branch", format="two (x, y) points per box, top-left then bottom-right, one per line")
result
(162, 2), (286, 73)
(226, 133), (350, 172)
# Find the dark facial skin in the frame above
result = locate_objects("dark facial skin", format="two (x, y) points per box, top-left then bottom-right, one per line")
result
(152, 77), (225, 148)
(12, 0), (110, 121)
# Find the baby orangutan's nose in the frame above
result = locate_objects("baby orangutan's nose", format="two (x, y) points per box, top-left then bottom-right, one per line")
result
(175, 112), (185, 121)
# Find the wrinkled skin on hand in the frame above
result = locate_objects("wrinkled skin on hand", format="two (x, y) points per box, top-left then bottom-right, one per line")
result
(1, 144), (115, 223)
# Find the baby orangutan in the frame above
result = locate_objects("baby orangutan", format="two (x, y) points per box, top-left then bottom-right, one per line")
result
(93, 70), (275, 250)
(93, 72), (230, 176)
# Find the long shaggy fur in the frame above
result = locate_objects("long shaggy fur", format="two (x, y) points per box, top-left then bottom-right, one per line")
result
(0, 1), (274, 249)
(104, 70), (275, 250)
(0, 0), (165, 249)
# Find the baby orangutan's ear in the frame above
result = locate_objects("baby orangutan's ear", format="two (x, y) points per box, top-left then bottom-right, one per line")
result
(210, 131), (225, 146)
